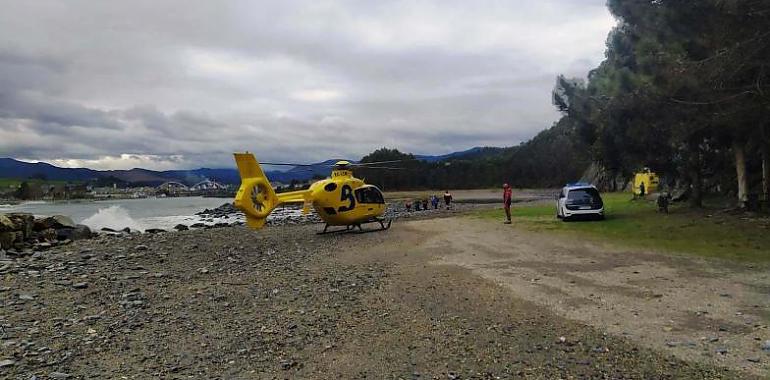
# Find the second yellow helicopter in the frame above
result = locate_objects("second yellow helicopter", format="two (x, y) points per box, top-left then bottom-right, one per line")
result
(233, 152), (391, 233)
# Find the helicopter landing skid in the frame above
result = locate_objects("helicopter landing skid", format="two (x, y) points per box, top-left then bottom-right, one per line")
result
(318, 218), (392, 235)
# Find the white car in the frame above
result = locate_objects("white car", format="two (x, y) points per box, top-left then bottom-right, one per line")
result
(556, 183), (605, 221)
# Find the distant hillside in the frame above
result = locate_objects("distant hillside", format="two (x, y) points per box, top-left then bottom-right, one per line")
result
(0, 147), (495, 187)
(0, 158), (239, 186)
(415, 147), (507, 162)
(356, 122), (589, 190)
(0, 158), (101, 182)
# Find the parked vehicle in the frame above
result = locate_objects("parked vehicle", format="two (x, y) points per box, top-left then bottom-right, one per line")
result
(556, 183), (605, 221)
(632, 167), (659, 196)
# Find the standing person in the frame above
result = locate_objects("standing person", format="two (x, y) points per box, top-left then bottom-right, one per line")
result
(639, 182), (646, 198)
(414, 198), (421, 211)
(443, 190), (452, 209)
(657, 191), (670, 213)
(503, 183), (513, 224)
(422, 198), (429, 211)
(431, 194), (439, 209)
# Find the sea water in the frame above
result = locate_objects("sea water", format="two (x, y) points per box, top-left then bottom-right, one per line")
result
(0, 197), (300, 232)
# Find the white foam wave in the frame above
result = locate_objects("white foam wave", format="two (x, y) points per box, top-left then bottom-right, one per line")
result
(81, 205), (145, 231)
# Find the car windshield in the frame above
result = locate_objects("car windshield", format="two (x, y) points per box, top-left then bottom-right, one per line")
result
(567, 188), (602, 206)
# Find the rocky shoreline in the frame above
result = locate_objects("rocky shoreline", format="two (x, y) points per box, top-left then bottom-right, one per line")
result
(0, 200), (498, 261)
(1, 214), (93, 259)
(195, 200), (500, 226)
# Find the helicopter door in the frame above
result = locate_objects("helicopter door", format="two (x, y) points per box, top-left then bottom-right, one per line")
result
(354, 186), (385, 204)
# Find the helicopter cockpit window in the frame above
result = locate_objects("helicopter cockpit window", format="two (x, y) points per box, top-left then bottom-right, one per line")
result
(355, 186), (385, 204)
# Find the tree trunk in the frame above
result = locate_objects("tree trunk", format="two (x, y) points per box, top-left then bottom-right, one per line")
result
(687, 138), (703, 208)
(689, 169), (703, 208)
(733, 140), (748, 208)
(762, 142), (769, 203)
(761, 123), (770, 204)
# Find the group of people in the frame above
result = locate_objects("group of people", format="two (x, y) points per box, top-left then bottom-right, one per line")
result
(402, 186), (514, 225)
(404, 191), (454, 212)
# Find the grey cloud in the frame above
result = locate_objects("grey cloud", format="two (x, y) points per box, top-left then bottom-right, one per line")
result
(0, 0), (614, 170)
(0, 91), (123, 131)
(0, 48), (68, 73)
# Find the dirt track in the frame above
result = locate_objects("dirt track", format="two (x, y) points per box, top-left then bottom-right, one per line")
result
(1, 215), (766, 379)
(404, 217), (770, 377)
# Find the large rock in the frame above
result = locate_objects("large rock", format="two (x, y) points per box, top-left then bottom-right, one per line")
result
(56, 224), (93, 241)
(7, 213), (34, 239)
(0, 214), (14, 232)
(35, 228), (57, 242)
(0, 231), (14, 249)
(579, 162), (630, 192)
(0, 231), (23, 250)
(34, 215), (76, 230)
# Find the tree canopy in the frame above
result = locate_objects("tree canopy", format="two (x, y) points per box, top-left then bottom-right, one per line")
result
(356, 119), (590, 191)
(554, 0), (770, 207)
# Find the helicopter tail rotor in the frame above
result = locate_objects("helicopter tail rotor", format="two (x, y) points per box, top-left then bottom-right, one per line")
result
(233, 152), (280, 229)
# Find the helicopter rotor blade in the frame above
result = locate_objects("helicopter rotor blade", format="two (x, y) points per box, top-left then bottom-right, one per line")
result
(260, 162), (317, 167)
(354, 166), (406, 170)
(352, 159), (419, 166)
(260, 158), (420, 169)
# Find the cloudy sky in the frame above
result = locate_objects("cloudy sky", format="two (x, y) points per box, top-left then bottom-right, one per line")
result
(0, 1), (615, 170)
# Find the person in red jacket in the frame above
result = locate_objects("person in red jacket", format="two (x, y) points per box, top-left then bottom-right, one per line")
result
(503, 183), (512, 224)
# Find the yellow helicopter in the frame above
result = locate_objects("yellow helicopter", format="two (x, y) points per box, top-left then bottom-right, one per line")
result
(233, 152), (392, 233)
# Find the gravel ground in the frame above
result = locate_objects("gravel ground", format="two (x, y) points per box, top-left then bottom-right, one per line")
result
(0, 215), (759, 379)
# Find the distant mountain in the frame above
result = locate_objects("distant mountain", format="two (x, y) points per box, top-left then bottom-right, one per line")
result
(0, 158), (101, 181)
(0, 147), (496, 187)
(0, 158), (236, 186)
(415, 147), (506, 162)
(264, 159), (353, 184)
(0, 158), (350, 186)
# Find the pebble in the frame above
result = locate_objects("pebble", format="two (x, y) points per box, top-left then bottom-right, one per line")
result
(134, 244), (149, 251)
(279, 359), (296, 370)
(0, 359), (15, 367)
(762, 340), (770, 352)
(18, 293), (35, 300)
(72, 282), (89, 289)
(48, 372), (72, 379)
